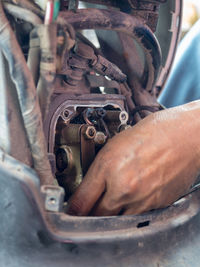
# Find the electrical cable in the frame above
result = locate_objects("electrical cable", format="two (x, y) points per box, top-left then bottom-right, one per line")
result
(0, 1), (55, 185)
(3, 3), (42, 25)
(3, 0), (44, 17)
(45, 0), (54, 25)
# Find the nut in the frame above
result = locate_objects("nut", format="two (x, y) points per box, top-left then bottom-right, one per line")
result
(84, 126), (96, 140)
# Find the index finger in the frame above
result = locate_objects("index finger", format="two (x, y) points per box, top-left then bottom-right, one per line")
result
(66, 172), (106, 216)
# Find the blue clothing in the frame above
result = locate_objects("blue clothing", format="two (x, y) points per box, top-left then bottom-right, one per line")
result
(159, 19), (200, 108)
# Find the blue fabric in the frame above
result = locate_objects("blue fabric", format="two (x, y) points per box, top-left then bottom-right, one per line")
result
(158, 19), (200, 108)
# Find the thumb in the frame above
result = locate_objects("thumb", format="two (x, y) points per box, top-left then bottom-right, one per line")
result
(66, 172), (106, 216)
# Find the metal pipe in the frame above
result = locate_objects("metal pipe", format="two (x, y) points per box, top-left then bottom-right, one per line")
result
(0, 1), (54, 185)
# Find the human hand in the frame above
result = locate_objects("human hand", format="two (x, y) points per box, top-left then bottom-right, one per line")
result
(67, 101), (200, 216)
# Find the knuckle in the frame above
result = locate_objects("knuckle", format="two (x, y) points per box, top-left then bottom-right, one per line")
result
(105, 198), (117, 210)
(120, 180), (137, 200)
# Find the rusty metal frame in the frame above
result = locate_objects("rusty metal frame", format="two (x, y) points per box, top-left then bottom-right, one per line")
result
(1, 149), (200, 266)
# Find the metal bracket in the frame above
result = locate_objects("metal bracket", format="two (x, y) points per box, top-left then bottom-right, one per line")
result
(41, 185), (65, 212)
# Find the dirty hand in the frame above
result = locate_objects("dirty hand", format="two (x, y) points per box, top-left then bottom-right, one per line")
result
(67, 101), (200, 216)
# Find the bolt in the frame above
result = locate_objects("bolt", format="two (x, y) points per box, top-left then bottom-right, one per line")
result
(48, 197), (57, 205)
(63, 109), (69, 119)
(94, 132), (107, 145)
(41, 185), (65, 212)
(84, 126), (96, 140)
(89, 128), (95, 136)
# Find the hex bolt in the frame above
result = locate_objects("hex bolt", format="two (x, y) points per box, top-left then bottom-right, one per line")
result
(84, 125), (96, 140)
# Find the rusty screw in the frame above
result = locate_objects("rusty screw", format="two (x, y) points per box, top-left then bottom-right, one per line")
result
(84, 125), (96, 140)
(94, 132), (107, 145)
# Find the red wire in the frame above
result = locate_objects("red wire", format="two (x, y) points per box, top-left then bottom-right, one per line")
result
(45, 0), (54, 25)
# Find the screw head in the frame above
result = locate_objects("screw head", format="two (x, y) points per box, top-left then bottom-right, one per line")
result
(48, 197), (57, 205)
(119, 111), (128, 123)
(63, 109), (69, 119)
(94, 132), (107, 145)
(84, 126), (96, 140)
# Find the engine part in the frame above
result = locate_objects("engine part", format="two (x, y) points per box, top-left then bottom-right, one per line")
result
(58, 8), (162, 93)
(0, 1), (193, 267)
(2, 149), (200, 267)
(44, 93), (128, 198)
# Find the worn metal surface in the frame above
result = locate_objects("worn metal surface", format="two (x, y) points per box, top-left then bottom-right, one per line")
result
(80, 125), (96, 176)
(0, 1), (189, 266)
(61, 0), (167, 31)
(41, 185), (65, 212)
(56, 124), (83, 197)
(1, 151), (200, 267)
(44, 94), (126, 153)
(46, 94), (128, 199)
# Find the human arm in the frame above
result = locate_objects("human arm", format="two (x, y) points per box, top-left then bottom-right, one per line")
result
(67, 100), (200, 216)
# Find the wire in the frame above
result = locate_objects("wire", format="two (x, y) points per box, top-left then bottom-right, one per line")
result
(45, 0), (54, 25)
(3, 0), (44, 18)
(3, 3), (42, 25)
(53, 0), (60, 21)
(0, 1), (55, 185)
